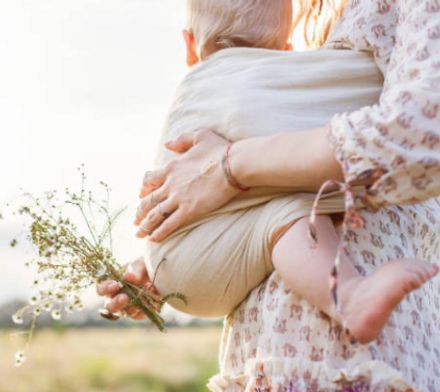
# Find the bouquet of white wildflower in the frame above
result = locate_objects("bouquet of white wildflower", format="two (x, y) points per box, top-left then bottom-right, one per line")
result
(5, 167), (185, 367)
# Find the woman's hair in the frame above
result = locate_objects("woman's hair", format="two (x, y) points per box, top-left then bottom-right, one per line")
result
(297, 0), (346, 47)
(187, 0), (293, 59)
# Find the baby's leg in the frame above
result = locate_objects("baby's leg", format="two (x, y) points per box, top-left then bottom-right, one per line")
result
(272, 215), (439, 344)
(272, 215), (357, 322)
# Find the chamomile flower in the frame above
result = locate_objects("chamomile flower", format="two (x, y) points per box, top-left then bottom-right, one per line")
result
(9, 168), (182, 367)
(51, 310), (61, 321)
(65, 304), (74, 314)
(55, 291), (65, 301)
(12, 312), (24, 325)
(29, 296), (39, 306)
(72, 297), (84, 311)
(14, 351), (26, 367)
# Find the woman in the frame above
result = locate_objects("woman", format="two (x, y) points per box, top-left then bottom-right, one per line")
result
(99, 0), (440, 390)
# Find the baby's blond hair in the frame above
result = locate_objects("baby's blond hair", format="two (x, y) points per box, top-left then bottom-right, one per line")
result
(187, 0), (293, 59)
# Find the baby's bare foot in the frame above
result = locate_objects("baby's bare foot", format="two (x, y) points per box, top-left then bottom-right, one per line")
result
(339, 259), (439, 344)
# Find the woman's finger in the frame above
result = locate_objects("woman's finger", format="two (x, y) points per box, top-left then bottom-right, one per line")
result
(145, 282), (160, 297)
(150, 208), (186, 242)
(105, 293), (129, 314)
(166, 128), (226, 153)
(123, 258), (150, 287)
(134, 187), (168, 226)
(139, 168), (167, 198)
(165, 128), (215, 153)
(96, 280), (123, 297)
(136, 199), (178, 239)
(165, 132), (197, 153)
(124, 306), (146, 320)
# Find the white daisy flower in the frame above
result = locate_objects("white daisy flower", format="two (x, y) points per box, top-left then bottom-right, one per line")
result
(33, 307), (41, 316)
(43, 290), (54, 301)
(51, 310), (61, 321)
(55, 292), (65, 301)
(73, 297), (84, 311)
(14, 351), (26, 367)
(29, 296), (38, 306)
(12, 312), (24, 325)
(43, 302), (52, 312)
(65, 305), (74, 314)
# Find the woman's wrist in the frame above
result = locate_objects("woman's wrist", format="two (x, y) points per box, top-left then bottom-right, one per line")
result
(229, 134), (298, 188)
(227, 127), (344, 191)
(228, 137), (266, 188)
(221, 144), (251, 192)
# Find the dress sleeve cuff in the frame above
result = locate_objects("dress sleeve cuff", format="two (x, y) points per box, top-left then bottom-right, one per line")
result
(327, 113), (390, 208)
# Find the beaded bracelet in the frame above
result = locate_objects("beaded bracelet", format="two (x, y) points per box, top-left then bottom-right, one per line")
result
(221, 144), (251, 192)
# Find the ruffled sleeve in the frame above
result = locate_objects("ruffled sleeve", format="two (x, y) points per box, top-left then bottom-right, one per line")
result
(328, 0), (440, 208)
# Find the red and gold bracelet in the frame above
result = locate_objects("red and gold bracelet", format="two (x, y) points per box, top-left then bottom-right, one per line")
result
(221, 144), (251, 192)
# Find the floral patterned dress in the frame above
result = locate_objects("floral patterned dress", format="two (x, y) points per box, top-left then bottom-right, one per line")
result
(208, 1), (440, 391)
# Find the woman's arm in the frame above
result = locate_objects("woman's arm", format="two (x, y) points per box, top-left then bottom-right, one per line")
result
(327, 0), (440, 207)
(135, 127), (347, 242)
(229, 126), (343, 190)
(232, 0), (440, 203)
(136, 0), (440, 241)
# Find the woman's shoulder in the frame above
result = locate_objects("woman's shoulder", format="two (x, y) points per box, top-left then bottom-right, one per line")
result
(325, 0), (399, 72)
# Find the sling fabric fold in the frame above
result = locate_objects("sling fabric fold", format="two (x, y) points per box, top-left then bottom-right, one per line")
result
(146, 47), (383, 317)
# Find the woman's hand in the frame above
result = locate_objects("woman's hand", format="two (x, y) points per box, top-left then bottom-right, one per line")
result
(96, 258), (157, 320)
(135, 129), (240, 242)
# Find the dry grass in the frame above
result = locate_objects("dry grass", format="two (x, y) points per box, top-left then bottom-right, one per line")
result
(0, 327), (222, 392)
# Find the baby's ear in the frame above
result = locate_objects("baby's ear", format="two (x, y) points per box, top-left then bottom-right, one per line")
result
(182, 29), (199, 66)
(285, 42), (293, 51)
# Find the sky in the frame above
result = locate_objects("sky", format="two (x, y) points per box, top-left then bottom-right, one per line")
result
(0, 0), (188, 305)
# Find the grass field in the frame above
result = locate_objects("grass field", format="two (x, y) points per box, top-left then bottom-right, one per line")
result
(0, 327), (222, 392)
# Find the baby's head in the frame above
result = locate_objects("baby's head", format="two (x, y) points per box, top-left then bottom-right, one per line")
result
(184, 0), (293, 66)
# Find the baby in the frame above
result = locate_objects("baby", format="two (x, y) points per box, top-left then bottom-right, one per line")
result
(141, 0), (439, 344)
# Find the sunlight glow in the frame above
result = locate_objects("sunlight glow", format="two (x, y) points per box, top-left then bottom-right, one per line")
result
(0, 0), (332, 304)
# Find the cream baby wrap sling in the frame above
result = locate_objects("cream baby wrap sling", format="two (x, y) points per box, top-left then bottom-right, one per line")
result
(146, 48), (383, 317)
